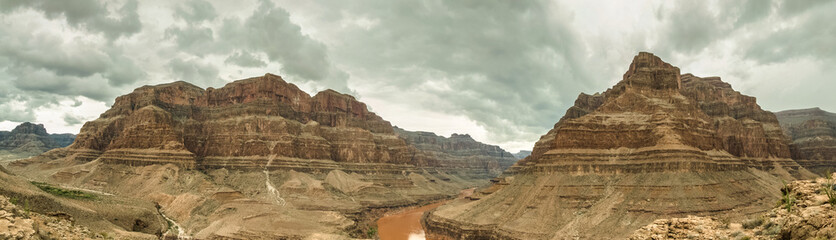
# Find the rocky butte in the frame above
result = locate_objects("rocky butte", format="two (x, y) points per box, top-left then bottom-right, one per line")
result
(8, 73), (517, 239)
(776, 107), (836, 175)
(422, 52), (816, 239)
(0, 122), (74, 161)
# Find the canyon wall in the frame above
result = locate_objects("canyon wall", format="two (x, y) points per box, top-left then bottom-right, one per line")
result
(423, 52), (813, 239)
(8, 73), (517, 239)
(0, 122), (74, 160)
(776, 108), (836, 175)
(394, 127), (517, 174)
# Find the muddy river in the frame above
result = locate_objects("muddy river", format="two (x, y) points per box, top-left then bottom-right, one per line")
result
(376, 188), (474, 240)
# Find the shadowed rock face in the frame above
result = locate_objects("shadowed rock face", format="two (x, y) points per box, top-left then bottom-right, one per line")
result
(0, 123), (74, 159)
(394, 127), (517, 174)
(423, 52), (812, 239)
(776, 108), (836, 175)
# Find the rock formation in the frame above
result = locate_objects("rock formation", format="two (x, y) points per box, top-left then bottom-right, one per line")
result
(776, 108), (836, 175)
(630, 173), (836, 240)
(423, 52), (814, 239)
(394, 127), (517, 174)
(58, 74), (415, 170)
(0, 123), (74, 160)
(8, 73), (516, 239)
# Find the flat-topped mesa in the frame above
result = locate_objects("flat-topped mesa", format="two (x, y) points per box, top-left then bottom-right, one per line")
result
(424, 52), (812, 240)
(776, 107), (836, 175)
(65, 73), (414, 169)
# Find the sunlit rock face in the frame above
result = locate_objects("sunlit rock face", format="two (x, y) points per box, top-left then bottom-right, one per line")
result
(55, 73), (515, 175)
(776, 107), (836, 175)
(423, 52), (813, 240)
(65, 74), (411, 169)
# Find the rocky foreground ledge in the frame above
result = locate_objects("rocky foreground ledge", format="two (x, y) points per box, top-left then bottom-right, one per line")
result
(0, 195), (100, 239)
(630, 173), (836, 240)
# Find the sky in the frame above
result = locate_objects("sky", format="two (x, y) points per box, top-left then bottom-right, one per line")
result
(0, 0), (834, 152)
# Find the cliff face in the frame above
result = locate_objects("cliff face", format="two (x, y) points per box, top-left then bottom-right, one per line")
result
(0, 123), (74, 159)
(394, 127), (517, 174)
(7, 74), (518, 238)
(776, 108), (836, 175)
(424, 52), (812, 239)
(66, 74), (419, 169)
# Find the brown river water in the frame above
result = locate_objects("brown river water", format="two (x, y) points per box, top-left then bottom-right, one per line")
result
(376, 188), (475, 240)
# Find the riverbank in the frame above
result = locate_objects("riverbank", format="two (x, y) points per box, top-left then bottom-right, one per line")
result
(377, 188), (475, 240)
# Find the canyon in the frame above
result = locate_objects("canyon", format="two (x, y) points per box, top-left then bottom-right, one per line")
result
(0, 123), (74, 162)
(776, 108), (836, 175)
(4, 73), (517, 239)
(422, 52), (817, 239)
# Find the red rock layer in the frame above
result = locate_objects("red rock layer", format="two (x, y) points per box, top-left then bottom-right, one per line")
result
(68, 74), (413, 169)
(424, 52), (810, 239)
(776, 108), (836, 175)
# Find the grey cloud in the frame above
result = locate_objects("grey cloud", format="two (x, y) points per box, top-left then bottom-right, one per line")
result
(225, 51), (267, 68)
(175, 0), (217, 23)
(63, 113), (84, 125)
(0, 24), (144, 103)
(273, 0), (593, 144)
(779, 0), (832, 16)
(656, 1), (728, 55)
(165, 25), (215, 56)
(743, 1), (836, 64)
(162, 0), (351, 93)
(169, 58), (223, 88)
(216, 1), (350, 93)
(0, 0), (142, 40)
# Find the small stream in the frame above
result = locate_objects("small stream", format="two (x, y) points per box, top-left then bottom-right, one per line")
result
(264, 156), (286, 206)
(159, 208), (191, 239)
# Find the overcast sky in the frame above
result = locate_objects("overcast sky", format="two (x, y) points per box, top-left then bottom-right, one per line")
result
(0, 0), (834, 152)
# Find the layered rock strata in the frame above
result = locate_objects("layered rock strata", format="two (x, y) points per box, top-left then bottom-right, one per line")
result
(394, 127), (517, 174)
(0, 123), (74, 160)
(8, 73), (518, 238)
(46, 74), (416, 171)
(776, 108), (836, 175)
(630, 173), (836, 240)
(424, 52), (813, 239)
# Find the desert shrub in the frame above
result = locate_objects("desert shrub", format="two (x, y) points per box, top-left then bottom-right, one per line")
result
(30, 182), (96, 200)
(742, 218), (764, 229)
(780, 180), (796, 212)
(366, 226), (378, 238)
(823, 172), (836, 206)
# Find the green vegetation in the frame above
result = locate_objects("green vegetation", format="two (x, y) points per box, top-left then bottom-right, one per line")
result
(366, 226), (378, 238)
(31, 181), (96, 200)
(780, 180), (796, 212)
(823, 172), (836, 206)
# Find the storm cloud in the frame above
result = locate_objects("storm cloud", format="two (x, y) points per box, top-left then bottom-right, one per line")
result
(0, 0), (833, 151)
